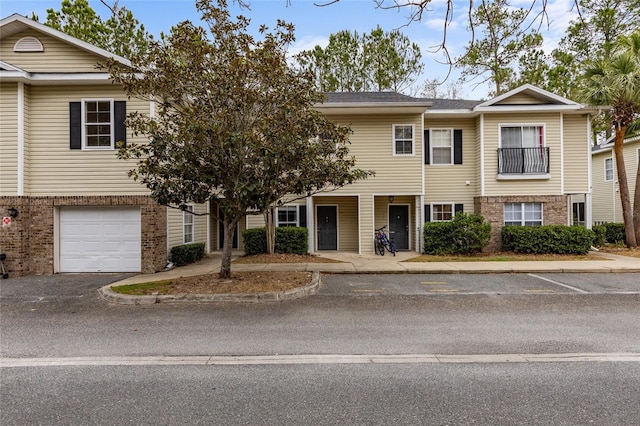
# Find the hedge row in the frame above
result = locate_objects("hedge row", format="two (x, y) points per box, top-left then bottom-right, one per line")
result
(501, 225), (595, 255)
(242, 226), (309, 255)
(423, 213), (491, 255)
(170, 242), (205, 266)
(592, 223), (626, 246)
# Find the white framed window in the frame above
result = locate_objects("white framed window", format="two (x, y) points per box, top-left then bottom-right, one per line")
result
(604, 157), (614, 182)
(82, 99), (114, 149)
(500, 124), (544, 148)
(430, 129), (453, 165)
(572, 202), (585, 226)
(276, 205), (307, 227)
(277, 205), (298, 227)
(393, 124), (414, 156)
(504, 202), (543, 226)
(432, 203), (453, 221)
(183, 205), (194, 244)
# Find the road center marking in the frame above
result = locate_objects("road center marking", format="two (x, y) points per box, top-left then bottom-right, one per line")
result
(527, 274), (589, 293)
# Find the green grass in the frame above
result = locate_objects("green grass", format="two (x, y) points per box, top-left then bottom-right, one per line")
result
(111, 281), (172, 295)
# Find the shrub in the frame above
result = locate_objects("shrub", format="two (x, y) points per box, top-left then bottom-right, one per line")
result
(602, 223), (626, 244)
(241, 226), (309, 255)
(242, 228), (267, 255)
(501, 225), (595, 255)
(592, 225), (606, 247)
(170, 242), (205, 266)
(423, 213), (491, 255)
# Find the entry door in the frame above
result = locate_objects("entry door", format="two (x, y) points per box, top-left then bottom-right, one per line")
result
(389, 205), (409, 250)
(218, 209), (238, 249)
(317, 206), (337, 250)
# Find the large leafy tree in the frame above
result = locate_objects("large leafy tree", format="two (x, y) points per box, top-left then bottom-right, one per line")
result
(580, 30), (640, 247)
(298, 26), (423, 93)
(34, 0), (151, 57)
(105, 0), (371, 278)
(455, 0), (543, 96)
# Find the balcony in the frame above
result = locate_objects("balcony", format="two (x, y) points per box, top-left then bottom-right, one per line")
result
(497, 147), (549, 175)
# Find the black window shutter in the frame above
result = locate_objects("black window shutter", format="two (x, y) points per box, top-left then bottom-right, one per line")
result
(454, 204), (464, 215)
(424, 205), (431, 223)
(114, 101), (127, 147)
(299, 206), (307, 228)
(454, 129), (463, 164)
(69, 102), (81, 149)
(424, 129), (430, 164)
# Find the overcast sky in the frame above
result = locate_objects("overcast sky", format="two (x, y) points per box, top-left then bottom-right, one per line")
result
(5, 0), (580, 99)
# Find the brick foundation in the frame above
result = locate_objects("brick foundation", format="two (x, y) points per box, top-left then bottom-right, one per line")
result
(474, 195), (568, 252)
(0, 196), (166, 277)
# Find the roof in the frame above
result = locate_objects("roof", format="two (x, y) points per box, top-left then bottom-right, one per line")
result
(0, 13), (130, 66)
(592, 134), (640, 154)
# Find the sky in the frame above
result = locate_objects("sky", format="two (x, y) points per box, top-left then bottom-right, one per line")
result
(2, 0), (580, 99)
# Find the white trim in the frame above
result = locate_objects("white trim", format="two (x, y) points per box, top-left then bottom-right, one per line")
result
(276, 204), (304, 227)
(421, 115), (425, 195)
(17, 82), (24, 195)
(428, 128), (454, 165)
(418, 194), (424, 253)
(306, 197), (314, 254)
(206, 201), (211, 253)
(81, 98), (115, 150)
(392, 124), (415, 156)
(504, 202), (544, 226)
(357, 195), (362, 255)
(498, 123), (546, 148)
(428, 202), (456, 222)
(497, 174), (550, 180)
(480, 114), (485, 196)
(560, 113), (564, 194)
(53, 207), (60, 273)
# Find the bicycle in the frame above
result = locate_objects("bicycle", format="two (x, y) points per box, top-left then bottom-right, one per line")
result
(374, 225), (396, 256)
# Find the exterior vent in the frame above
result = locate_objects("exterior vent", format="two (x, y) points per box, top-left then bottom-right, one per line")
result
(14, 36), (44, 52)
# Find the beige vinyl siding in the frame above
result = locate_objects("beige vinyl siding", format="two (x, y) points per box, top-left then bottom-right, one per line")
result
(27, 85), (150, 195)
(563, 114), (590, 193)
(0, 30), (106, 73)
(323, 114), (423, 195)
(315, 195), (359, 252)
(476, 116), (482, 196)
(483, 112), (562, 196)
(424, 118), (477, 209)
(494, 93), (547, 105)
(592, 151), (620, 223)
(167, 203), (208, 250)
(23, 84), (31, 194)
(0, 82), (18, 195)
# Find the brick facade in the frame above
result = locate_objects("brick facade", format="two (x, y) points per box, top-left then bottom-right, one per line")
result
(474, 195), (568, 252)
(0, 196), (166, 277)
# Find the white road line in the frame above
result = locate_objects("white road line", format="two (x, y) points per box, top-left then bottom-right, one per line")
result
(2, 353), (639, 368)
(528, 274), (589, 293)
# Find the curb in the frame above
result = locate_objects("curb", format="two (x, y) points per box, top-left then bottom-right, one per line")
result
(98, 271), (320, 305)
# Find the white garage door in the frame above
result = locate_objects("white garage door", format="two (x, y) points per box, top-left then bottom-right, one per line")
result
(59, 207), (141, 272)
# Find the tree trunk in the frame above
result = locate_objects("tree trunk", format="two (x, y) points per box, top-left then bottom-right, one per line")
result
(613, 127), (637, 247)
(264, 207), (276, 254)
(219, 217), (236, 279)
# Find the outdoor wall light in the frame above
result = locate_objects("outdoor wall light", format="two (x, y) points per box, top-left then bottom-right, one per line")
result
(7, 208), (18, 218)
(388, 195), (395, 203)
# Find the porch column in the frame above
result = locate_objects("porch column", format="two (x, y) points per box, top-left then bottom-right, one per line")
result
(307, 197), (314, 253)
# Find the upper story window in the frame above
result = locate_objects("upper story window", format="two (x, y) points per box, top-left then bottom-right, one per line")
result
(430, 129), (453, 165)
(84, 100), (114, 149)
(183, 205), (194, 244)
(605, 158), (614, 182)
(393, 124), (414, 156)
(498, 124), (548, 174)
(69, 100), (126, 150)
(504, 202), (542, 226)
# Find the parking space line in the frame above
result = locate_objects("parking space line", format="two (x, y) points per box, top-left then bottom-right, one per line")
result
(527, 274), (589, 293)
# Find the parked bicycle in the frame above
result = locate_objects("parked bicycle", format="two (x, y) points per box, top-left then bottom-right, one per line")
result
(374, 225), (396, 256)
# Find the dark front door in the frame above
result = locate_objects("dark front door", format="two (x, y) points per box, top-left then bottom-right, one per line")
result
(317, 206), (337, 250)
(218, 208), (238, 249)
(389, 205), (409, 250)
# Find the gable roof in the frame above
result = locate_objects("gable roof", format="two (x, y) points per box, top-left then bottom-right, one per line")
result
(0, 13), (130, 66)
(592, 134), (640, 155)
(317, 92), (432, 114)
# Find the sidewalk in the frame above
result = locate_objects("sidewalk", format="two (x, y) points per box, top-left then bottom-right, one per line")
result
(112, 250), (640, 287)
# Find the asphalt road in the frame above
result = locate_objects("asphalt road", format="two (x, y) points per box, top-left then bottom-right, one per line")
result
(1, 272), (639, 425)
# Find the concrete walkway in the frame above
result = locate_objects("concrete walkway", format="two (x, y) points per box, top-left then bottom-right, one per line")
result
(112, 250), (640, 287)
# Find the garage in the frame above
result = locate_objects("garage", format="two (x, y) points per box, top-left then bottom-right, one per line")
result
(58, 206), (141, 272)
